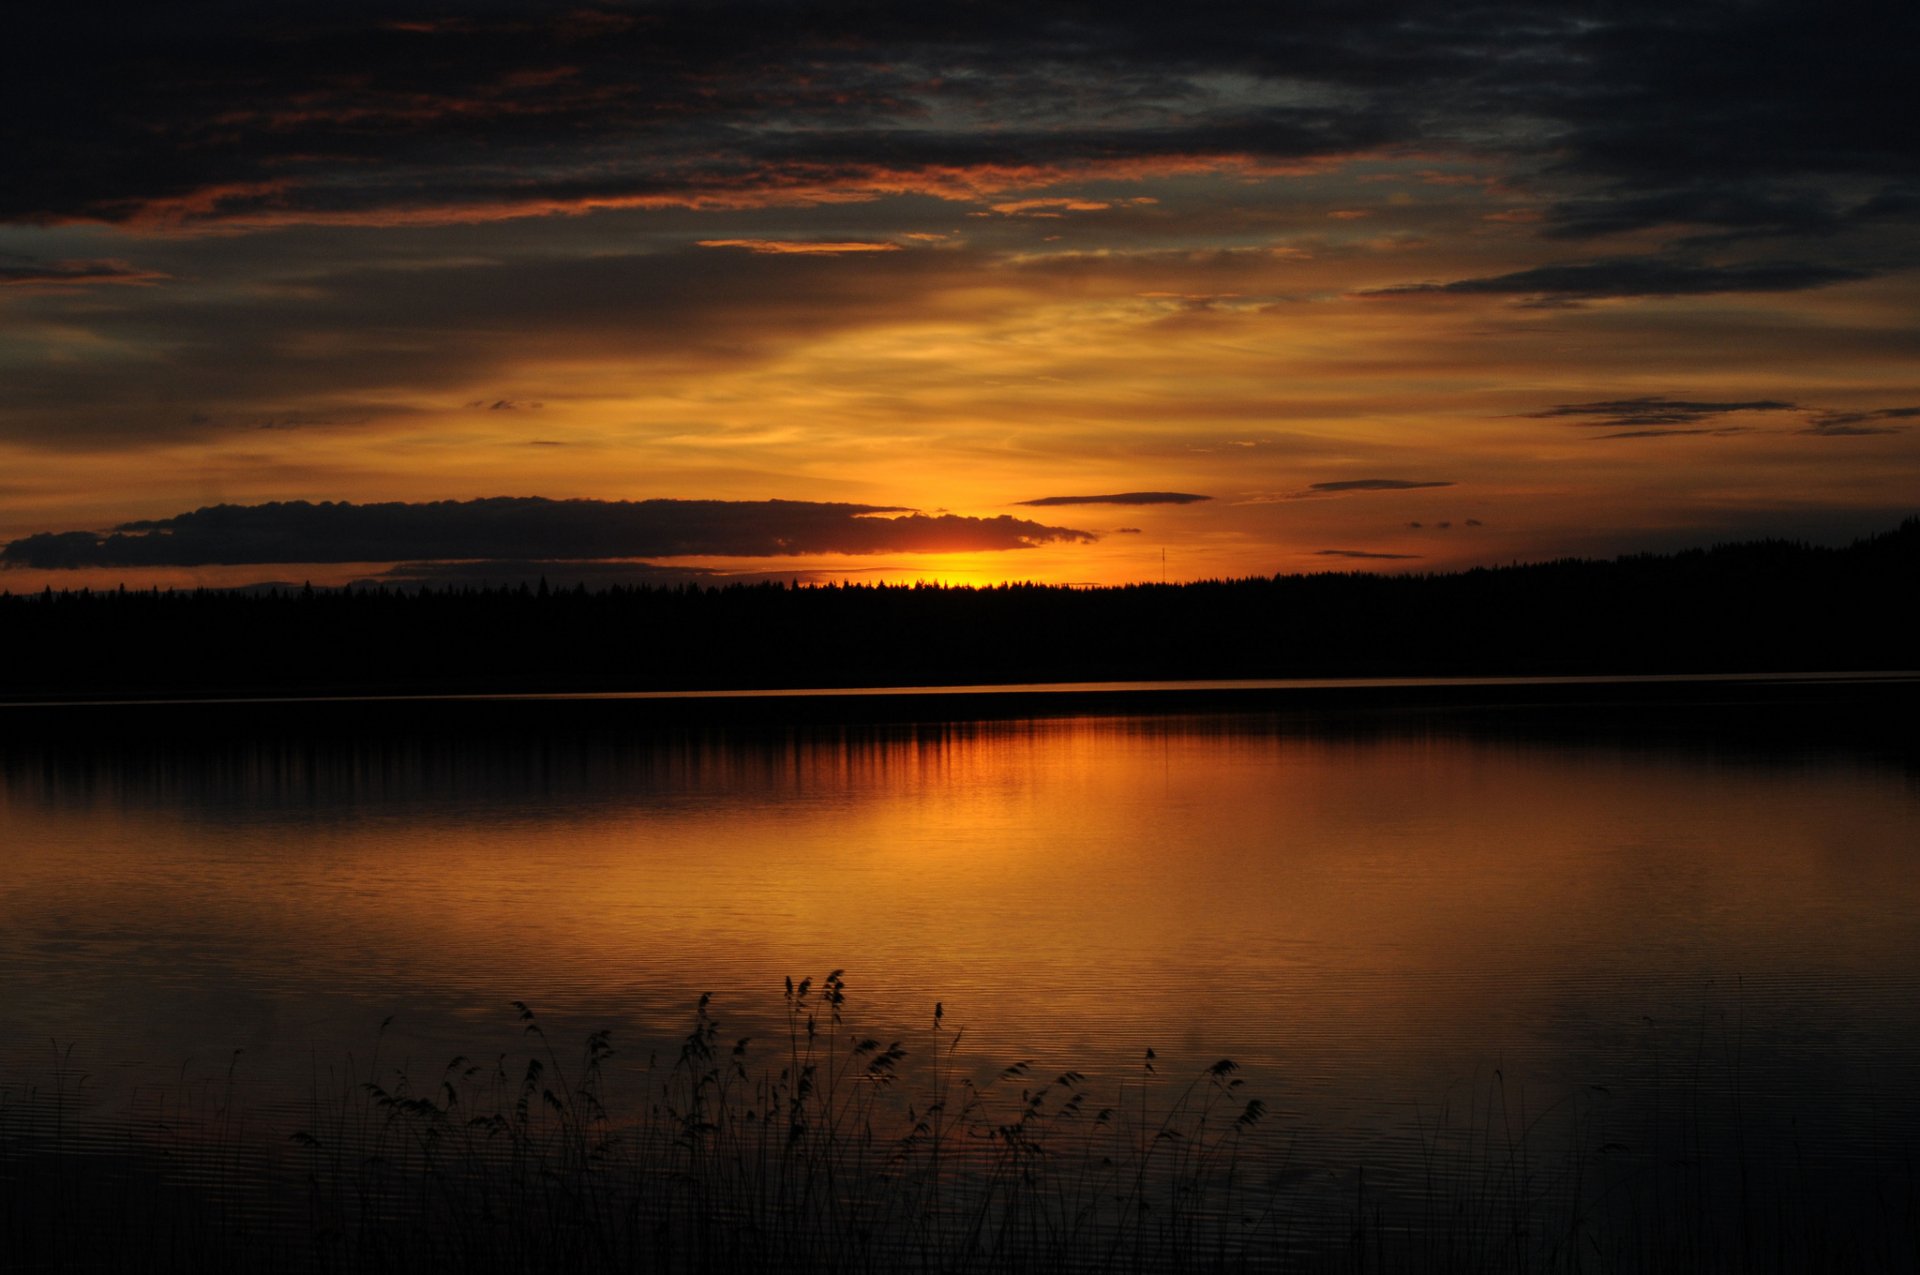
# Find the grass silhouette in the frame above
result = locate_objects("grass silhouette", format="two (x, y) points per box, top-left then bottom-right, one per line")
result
(3, 977), (1916, 1273)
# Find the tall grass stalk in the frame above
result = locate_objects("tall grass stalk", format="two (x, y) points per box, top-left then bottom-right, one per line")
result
(3, 978), (1916, 1273)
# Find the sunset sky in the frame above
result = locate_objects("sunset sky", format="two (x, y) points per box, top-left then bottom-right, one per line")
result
(4, 2), (1916, 589)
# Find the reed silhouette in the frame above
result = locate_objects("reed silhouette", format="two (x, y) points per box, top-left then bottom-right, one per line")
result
(4, 979), (1915, 1273)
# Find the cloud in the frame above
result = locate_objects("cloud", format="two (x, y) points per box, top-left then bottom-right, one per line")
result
(0, 1), (1908, 595)
(0, 242), (975, 446)
(1534, 396), (1918, 440)
(1596, 428), (1751, 441)
(1369, 257), (1870, 302)
(1306, 479), (1454, 493)
(1799, 406), (1920, 436)
(1016, 491), (1211, 507)
(6, 0), (1914, 280)
(1528, 398), (1798, 432)
(1517, 10), (1917, 236)
(1314, 549), (1420, 560)
(362, 560), (855, 590)
(0, 257), (167, 288)
(989, 199), (1117, 217)
(1540, 188), (1849, 244)
(1, 498), (1097, 569)
(5, 5), (1404, 230)
(696, 240), (903, 255)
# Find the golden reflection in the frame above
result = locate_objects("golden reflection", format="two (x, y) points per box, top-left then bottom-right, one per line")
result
(5, 718), (1917, 1104)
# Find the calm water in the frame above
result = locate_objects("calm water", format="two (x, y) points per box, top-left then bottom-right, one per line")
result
(4, 689), (1919, 1224)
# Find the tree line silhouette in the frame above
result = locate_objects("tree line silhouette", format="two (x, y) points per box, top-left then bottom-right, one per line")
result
(3, 519), (1914, 699)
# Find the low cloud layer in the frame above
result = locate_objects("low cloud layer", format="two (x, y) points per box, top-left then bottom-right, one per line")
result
(1016, 492), (1211, 507)
(1315, 549), (1421, 560)
(2, 498), (1096, 569)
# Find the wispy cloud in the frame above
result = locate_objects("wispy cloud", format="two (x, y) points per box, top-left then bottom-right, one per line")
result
(696, 240), (902, 255)
(1530, 395), (1918, 441)
(1799, 406), (1919, 436)
(1305, 479), (1454, 494)
(1369, 258), (1869, 302)
(1529, 397), (1798, 432)
(1596, 428), (1749, 441)
(1016, 492), (1211, 507)
(0, 257), (168, 288)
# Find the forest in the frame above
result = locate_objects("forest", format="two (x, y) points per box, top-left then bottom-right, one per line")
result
(3, 518), (1914, 700)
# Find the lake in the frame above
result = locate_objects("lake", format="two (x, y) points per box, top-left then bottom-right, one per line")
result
(4, 678), (1918, 1267)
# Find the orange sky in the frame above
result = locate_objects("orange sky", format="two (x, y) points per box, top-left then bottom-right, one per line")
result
(4, 5), (1916, 589)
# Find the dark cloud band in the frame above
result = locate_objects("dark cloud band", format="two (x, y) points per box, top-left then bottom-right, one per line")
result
(1529, 397), (1798, 434)
(1016, 492), (1210, 507)
(0, 257), (166, 287)
(1800, 407), (1919, 437)
(1370, 258), (1870, 302)
(10, 2), (1914, 252)
(1, 498), (1096, 569)
(1307, 479), (1453, 493)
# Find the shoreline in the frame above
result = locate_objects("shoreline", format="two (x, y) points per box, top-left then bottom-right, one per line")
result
(3, 669), (1916, 743)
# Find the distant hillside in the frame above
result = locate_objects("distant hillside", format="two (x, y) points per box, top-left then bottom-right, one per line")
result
(3, 519), (1915, 699)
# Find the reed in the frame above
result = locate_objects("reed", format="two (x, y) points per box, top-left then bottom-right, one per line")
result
(3, 977), (1915, 1274)
(278, 978), (1281, 1274)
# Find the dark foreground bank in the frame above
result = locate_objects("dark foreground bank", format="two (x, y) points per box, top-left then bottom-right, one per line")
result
(5, 984), (1916, 1275)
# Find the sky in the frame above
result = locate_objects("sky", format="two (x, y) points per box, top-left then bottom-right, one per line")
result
(3, 1), (1916, 589)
